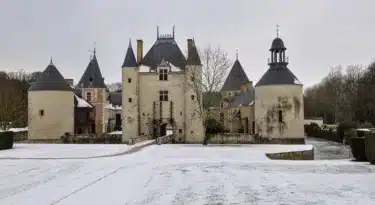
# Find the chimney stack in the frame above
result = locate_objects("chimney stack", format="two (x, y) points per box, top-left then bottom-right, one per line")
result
(187, 39), (193, 56)
(65, 79), (74, 87)
(137, 39), (143, 65)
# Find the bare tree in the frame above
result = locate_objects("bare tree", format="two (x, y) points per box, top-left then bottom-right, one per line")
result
(184, 45), (232, 145)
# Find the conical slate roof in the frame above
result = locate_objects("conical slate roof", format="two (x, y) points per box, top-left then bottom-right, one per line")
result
(77, 53), (107, 88)
(29, 61), (72, 91)
(221, 60), (250, 91)
(122, 40), (137, 68)
(187, 41), (201, 66)
(255, 64), (302, 86)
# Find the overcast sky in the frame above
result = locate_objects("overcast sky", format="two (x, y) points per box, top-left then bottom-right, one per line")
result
(1, 0), (374, 87)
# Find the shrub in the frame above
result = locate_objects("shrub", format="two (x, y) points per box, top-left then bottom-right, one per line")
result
(350, 137), (367, 161)
(205, 118), (225, 135)
(0, 131), (14, 150)
(304, 123), (321, 136)
(358, 122), (374, 129)
(337, 121), (357, 139)
(365, 132), (375, 165)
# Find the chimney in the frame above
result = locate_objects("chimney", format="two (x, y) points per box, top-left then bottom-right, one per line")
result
(187, 39), (193, 56)
(137, 39), (143, 65)
(65, 79), (74, 87)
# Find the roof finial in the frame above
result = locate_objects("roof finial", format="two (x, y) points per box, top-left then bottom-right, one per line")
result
(172, 25), (175, 38)
(93, 42), (96, 56)
(128, 38), (132, 48)
(236, 50), (238, 60)
(157, 25), (159, 39)
(50, 56), (53, 65)
(276, 24), (280, 38)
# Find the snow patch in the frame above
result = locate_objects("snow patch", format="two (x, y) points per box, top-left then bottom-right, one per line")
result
(293, 78), (302, 85)
(75, 94), (92, 108)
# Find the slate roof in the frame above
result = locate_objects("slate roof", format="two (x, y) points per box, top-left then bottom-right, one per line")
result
(122, 40), (138, 68)
(255, 64), (302, 86)
(232, 89), (254, 106)
(29, 61), (72, 91)
(77, 53), (107, 89)
(142, 37), (186, 70)
(187, 41), (201, 66)
(270, 37), (286, 51)
(221, 60), (250, 91)
(108, 92), (122, 106)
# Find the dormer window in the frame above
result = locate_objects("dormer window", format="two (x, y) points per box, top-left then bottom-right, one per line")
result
(159, 68), (168, 81)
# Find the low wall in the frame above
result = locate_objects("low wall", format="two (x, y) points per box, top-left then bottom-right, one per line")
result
(266, 148), (314, 160)
(129, 135), (151, 145)
(156, 135), (174, 145)
(208, 133), (254, 144)
(254, 137), (306, 144)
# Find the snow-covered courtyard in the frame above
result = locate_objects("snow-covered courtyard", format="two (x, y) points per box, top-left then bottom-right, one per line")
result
(0, 139), (374, 205)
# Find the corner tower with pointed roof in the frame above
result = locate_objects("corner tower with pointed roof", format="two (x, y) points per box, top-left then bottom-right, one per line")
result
(122, 40), (139, 143)
(77, 46), (109, 134)
(28, 59), (74, 140)
(254, 27), (304, 143)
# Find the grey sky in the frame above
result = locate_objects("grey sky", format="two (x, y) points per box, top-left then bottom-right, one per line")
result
(1, 0), (374, 87)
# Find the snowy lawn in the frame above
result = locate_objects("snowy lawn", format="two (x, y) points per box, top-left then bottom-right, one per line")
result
(0, 140), (155, 159)
(0, 144), (375, 205)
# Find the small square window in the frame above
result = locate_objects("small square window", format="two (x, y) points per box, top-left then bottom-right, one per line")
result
(179, 129), (182, 133)
(39, 109), (44, 116)
(191, 95), (195, 100)
(128, 98), (132, 103)
(128, 78), (132, 83)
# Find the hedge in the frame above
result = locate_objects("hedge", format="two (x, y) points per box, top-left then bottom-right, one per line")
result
(60, 133), (122, 144)
(0, 131), (14, 150)
(305, 123), (341, 142)
(350, 137), (367, 161)
(365, 132), (375, 165)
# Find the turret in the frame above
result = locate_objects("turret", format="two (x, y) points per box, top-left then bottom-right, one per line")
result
(254, 26), (304, 143)
(122, 39), (139, 143)
(28, 59), (74, 140)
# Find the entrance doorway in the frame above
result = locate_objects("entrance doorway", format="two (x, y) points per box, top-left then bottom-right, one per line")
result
(160, 123), (167, 137)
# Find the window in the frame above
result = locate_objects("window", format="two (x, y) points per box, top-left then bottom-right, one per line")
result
(278, 110), (283, 123)
(220, 113), (224, 123)
(128, 78), (132, 83)
(191, 76), (195, 81)
(159, 69), (168, 81)
(220, 102), (224, 108)
(180, 111), (182, 115)
(190, 130), (194, 134)
(179, 129), (182, 133)
(142, 113), (145, 116)
(191, 95), (195, 100)
(128, 98), (132, 103)
(159, 90), (168, 101)
(86, 92), (92, 102)
(39, 109), (44, 116)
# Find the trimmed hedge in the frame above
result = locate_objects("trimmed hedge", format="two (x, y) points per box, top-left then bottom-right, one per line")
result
(0, 131), (14, 150)
(350, 137), (367, 161)
(305, 123), (341, 142)
(365, 132), (375, 165)
(60, 133), (122, 144)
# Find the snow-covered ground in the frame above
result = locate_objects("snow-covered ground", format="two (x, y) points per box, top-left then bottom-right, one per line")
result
(0, 141), (374, 204)
(0, 140), (155, 159)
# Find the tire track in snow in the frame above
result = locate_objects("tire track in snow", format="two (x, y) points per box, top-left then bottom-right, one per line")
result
(50, 162), (146, 205)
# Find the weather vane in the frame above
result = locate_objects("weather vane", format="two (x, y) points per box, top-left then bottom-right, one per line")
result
(276, 24), (280, 37)
(88, 42), (96, 59)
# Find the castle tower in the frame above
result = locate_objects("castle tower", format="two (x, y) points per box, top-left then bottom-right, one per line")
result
(77, 46), (109, 133)
(184, 39), (204, 143)
(254, 27), (304, 143)
(122, 40), (139, 143)
(28, 59), (74, 139)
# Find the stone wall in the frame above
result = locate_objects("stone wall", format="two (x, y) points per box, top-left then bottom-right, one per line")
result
(254, 137), (306, 144)
(208, 133), (254, 144)
(266, 149), (314, 160)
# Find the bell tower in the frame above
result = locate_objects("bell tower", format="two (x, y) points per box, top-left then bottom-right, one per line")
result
(268, 25), (288, 65)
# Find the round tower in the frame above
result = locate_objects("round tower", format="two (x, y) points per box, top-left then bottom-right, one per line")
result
(254, 28), (304, 143)
(28, 59), (74, 140)
(122, 39), (139, 143)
